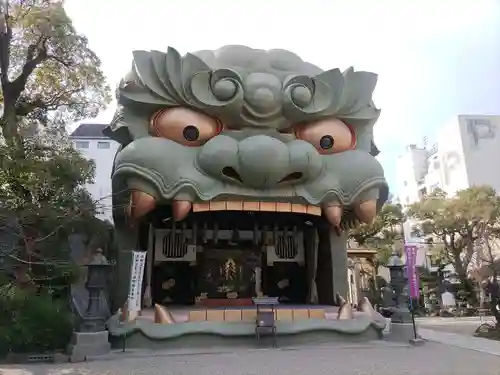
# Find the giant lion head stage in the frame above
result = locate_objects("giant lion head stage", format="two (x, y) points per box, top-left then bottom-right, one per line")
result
(105, 45), (388, 320)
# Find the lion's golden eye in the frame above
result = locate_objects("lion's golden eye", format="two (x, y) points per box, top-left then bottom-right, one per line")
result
(293, 118), (356, 154)
(149, 107), (223, 146)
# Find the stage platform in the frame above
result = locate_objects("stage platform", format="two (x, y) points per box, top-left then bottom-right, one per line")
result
(107, 303), (388, 350)
(138, 304), (371, 324)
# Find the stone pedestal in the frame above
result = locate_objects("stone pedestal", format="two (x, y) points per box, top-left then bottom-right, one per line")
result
(409, 337), (425, 346)
(387, 323), (422, 344)
(389, 306), (413, 324)
(67, 331), (111, 362)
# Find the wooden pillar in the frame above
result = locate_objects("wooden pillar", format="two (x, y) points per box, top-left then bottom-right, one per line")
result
(255, 266), (262, 297)
(329, 230), (349, 303)
(316, 225), (349, 305)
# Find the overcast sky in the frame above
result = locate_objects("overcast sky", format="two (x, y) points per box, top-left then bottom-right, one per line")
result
(65, 0), (500, 191)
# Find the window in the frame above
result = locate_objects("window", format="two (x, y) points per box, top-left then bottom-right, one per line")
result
(97, 141), (110, 149)
(75, 141), (89, 149)
(470, 118), (492, 126)
(428, 144), (438, 156)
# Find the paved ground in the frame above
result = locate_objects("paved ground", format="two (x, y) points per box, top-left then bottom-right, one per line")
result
(416, 316), (495, 336)
(1, 340), (500, 375)
(2, 318), (500, 375)
(415, 316), (500, 357)
(420, 324), (478, 335)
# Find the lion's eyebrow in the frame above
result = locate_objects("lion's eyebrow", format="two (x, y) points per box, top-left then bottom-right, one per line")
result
(107, 47), (382, 154)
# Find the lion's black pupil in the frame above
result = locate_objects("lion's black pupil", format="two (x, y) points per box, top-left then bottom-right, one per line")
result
(320, 135), (334, 149)
(183, 125), (199, 141)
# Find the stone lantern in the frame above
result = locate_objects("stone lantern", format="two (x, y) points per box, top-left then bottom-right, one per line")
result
(67, 248), (112, 361)
(80, 250), (112, 332)
(386, 251), (411, 323)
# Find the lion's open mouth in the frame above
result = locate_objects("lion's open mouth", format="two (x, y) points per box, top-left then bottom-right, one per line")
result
(125, 191), (377, 231)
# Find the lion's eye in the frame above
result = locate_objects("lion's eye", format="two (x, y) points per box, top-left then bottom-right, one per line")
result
(293, 118), (356, 154)
(149, 107), (223, 146)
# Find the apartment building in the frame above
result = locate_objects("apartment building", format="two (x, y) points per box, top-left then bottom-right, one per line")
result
(69, 123), (119, 222)
(397, 114), (500, 203)
(396, 114), (500, 273)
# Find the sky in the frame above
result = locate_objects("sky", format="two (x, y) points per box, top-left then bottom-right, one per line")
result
(65, 0), (500, 191)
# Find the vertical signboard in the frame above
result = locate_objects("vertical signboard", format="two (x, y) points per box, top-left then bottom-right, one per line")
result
(404, 244), (419, 299)
(128, 251), (147, 313)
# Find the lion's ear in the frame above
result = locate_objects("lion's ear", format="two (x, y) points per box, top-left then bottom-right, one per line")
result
(370, 141), (380, 157)
(103, 106), (149, 146)
(103, 125), (132, 146)
(103, 108), (132, 146)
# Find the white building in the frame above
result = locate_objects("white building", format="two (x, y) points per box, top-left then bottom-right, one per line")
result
(69, 123), (119, 222)
(397, 114), (500, 203)
(396, 114), (500, 271)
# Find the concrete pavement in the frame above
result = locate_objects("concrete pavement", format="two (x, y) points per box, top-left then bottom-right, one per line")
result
(416, 315), (498, 336)
(1, 339), (500, 375)
(416, 316), (487, 336)
(415, 316), (500, 357)
(419, 328), (500, 356)
(416, 316), (494, 325)
(2, 318), (500, 375)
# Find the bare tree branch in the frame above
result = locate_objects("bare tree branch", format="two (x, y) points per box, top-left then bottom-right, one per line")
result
(9, 35), (49, 99)
(0, 0), (12, 89)
(14, 85), (90, 116)
(46, 53), (73, 68)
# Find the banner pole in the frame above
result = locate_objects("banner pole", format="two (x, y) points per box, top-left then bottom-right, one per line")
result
(411, 304), (418, 339)
(405, 242), (419, 340)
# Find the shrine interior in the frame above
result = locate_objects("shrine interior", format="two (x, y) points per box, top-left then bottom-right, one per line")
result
(140, 205), (325, 307)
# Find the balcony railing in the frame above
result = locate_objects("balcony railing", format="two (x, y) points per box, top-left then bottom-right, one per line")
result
(427, 144), (438, 156)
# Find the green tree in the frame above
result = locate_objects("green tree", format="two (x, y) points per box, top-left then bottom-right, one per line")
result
(468, 199), (500, 327)
(0, 0), (111, 144)
(349, 203), (405, 298)
(0, 0), (113, 291)
(407, 186), (500, 304)
(350, 203), (405, 271)
(480, 229), (500, 327)
(0, 139), (98, 289)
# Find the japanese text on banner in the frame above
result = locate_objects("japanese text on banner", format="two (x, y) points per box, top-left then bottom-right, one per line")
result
(128, 251), (147, 312)
(404, 245), (419, 299)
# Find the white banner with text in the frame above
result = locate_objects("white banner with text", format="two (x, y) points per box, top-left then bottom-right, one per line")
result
(128, 251), (147, 312)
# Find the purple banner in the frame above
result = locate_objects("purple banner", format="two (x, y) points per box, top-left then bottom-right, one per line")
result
(404, 244), (419, 298)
